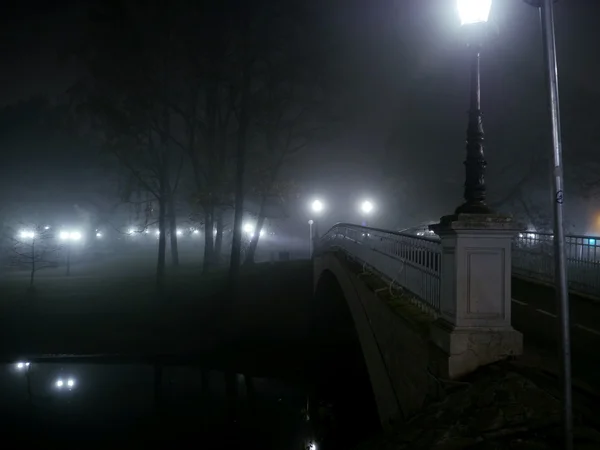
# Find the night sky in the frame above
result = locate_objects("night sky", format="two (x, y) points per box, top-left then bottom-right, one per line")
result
(1, 0), (600, 231)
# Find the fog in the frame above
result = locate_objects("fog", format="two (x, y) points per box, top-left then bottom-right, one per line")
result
(0, 1), (599, 445)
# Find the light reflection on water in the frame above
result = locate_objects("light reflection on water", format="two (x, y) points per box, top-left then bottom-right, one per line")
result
(1, 360), (318, 448)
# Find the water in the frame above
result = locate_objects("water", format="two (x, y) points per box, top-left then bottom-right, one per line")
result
(0, 361), (320, 447)
(0, 359), (378, 448)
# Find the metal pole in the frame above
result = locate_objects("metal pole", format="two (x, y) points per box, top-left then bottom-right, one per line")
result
(309, 222), (313, 258)
(538, 1), (573, 448)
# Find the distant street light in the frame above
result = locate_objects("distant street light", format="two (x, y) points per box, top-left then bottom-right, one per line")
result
(360, 200), (374, 215)
(242, 223), (263, 239)
(311, 199), (324, 213)
(15, 361), (30, 371)
(96, 232), (102, 238)
(54, 377), (76, 390)
(58, 230), (83, 276)
(359, 200), (375, 227)
(59, 230), (82, 241)
(19, 230), (35, 239)
(309, 199), (325, 245)
(455, 0), (493, 215)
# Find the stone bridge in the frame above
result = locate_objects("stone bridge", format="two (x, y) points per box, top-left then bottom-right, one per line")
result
(311, 214), (528, 428)
(311, 214), (600, 431)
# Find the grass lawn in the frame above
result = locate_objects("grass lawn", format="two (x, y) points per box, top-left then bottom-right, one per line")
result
(0, 256), (313, 376)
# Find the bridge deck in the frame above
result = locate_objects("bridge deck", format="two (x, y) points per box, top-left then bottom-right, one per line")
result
(511, 277), (600, 395)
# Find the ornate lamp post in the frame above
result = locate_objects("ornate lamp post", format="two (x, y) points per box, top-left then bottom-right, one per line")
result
(359, 200), (374, 227)
(309, 199), (325, 255)
(455, 0), (493, 215)
(308, 220), (314, 257)
(426, 0), (523, 397)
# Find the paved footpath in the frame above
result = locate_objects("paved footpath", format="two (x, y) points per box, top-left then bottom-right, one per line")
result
(511, 277), (600, 393)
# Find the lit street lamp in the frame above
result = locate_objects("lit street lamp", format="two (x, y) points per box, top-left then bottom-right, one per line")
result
(242, 223), (264, 239)
(19, 230), (36, 240)
(311, 199), (324, 214)
(360, 200), (373, 215)
(55, 377), (77, 390)
(309, 199), (325, 248)
(455, 0), (493, 215)
(359, 200), (375, 226)
(59, 230), (82, 276)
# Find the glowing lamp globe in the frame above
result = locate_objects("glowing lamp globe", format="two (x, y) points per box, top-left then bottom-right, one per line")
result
(311, 200), (324, 213)
(457, 0), (492, 26)
(361, 201), (374, 215)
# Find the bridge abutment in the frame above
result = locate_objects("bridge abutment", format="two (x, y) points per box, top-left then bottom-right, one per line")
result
(429, 214), (524, 379)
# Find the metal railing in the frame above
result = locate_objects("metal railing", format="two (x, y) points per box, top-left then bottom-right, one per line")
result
(318, 223), (441, 314)
(319, 224), (600, 305)
(512, 232), (600, 298)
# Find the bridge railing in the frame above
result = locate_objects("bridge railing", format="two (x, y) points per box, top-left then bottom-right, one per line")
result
(512, 231), (600, 298)
(318, 223), (441, 314)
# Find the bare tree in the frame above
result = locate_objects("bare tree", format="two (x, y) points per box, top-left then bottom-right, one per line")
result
(239, 0), (334, 265)
(10, 225), (61, 290)
(67, 0), (185, 289)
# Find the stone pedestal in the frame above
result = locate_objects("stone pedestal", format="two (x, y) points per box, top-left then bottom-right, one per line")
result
(428, 214), (524, 379)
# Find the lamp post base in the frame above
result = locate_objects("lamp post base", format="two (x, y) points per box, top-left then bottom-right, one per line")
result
(455, 201), (493, 215)
(429, 213), (524, 379)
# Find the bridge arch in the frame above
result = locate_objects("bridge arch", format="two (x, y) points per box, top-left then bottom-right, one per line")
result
(311, 269), (381, 439)
(313, 252), (438, 427)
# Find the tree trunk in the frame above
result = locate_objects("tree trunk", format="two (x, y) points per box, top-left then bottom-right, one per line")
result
(156, 196), (167, 291)
(214, 208), (224, 266)
(244, 197), (268, 265)
(203, 204), (215, 274)
(66, 245), (71, 276)
(30, 241), (35, 288)
(157, 8), (170, 293)
(168, 193), (179, 267)
(228, 63), (251, 285)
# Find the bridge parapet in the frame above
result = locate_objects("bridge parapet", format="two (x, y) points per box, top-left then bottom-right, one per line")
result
(319, 223), (441, 317)
(429, 214), (523, 378)
(318, 216), (524, 380)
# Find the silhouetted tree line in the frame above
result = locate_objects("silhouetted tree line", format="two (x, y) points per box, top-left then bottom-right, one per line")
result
(59, 0), (336, 289)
